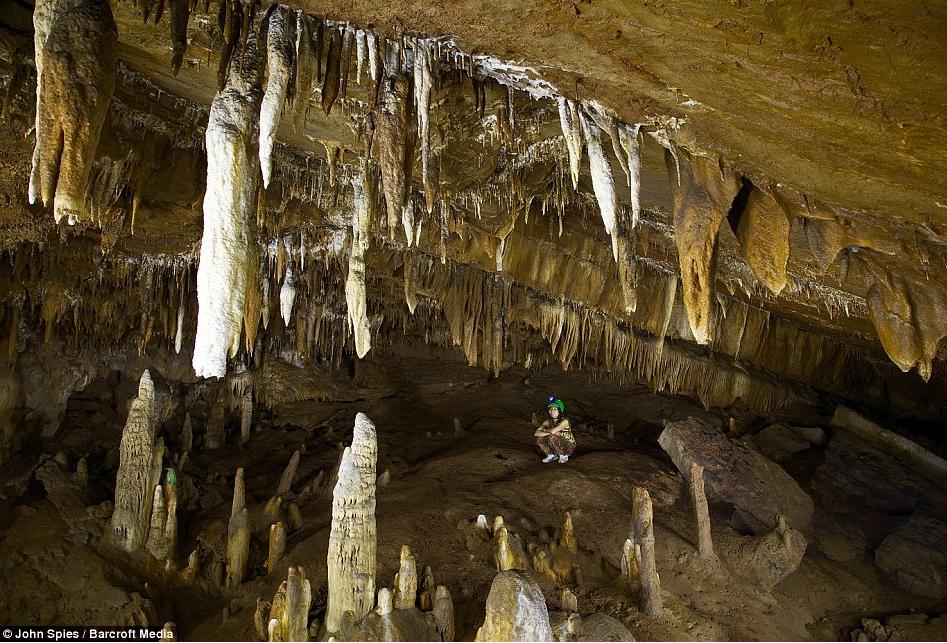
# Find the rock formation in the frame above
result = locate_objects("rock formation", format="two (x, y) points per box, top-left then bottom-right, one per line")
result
(226, 467), (250, 589)
(112, 371), (167, 553)
(325, 412), (378, 634)
(475, 571), (553, 642)
(393, 544), (418, 609)
(688, 461), (714, 559)
(631, 486), (662, 616)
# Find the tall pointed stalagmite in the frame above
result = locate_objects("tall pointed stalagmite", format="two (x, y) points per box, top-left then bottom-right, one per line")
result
(193, 32), (263, 378)
(632, 486), (662, 616)
(325, 413), (378, 634)
(689, 461), (714, 559)
(226, 467), (250, 589)
(112, 371), (166, 553)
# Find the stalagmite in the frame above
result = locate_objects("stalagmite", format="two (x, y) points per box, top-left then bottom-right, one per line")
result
(239, 389), (253, 445)
(632, 486), (662, 616)
(394, 544), (418, 609)
(268, 521), (286, 572)
(259, 7), (295, 188)
(205, 398), (225, 449)
(433, 585), (455, 641)
(665, 149), (740, 344)
(112, 371), (166, 553)
(193, 34), (262, 378)
(226, 467), (250, 589)
(475, 571), (553, 642)
(492, 525), (525, 571)
(375, 42), (412, 242)
(180, 414), (192, 453)
(562, 588), (578, 613)
(291, 11), (313, 131)
(168, 0), (189, 76)
(419, 565), (435, 610)
(268, 566), (312, 641)
(689, 461), (714, 559)
(30, 0), (118, 225)
(735, 188), (790, 294)
(145, 484), (167, 559)
(618, 123), (643, 226)
(557, 98), (582, 191)
(560, 512), (578, 554)
(325, 413), (378, 634)
(277, 450), (300, 496)
(280, 265), (296, 327)
(578, 108), (619, 260)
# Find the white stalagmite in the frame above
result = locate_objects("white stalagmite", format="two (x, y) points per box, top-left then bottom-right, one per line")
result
(193, 36), (262, 379)
(578, 108), (619, 261)
(325, 413), (378, 634)
(280, 265), (296, 327)
(259, 7), (295, 188)
(619, 123), (643, 227)
(112, 371), (166, 553)
(347, 170), (373, 358)
(557, 98), (583, 191)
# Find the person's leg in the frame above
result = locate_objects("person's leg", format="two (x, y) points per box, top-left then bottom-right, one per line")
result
(554, 435), (575, 462)
(537, 435), (558, 462)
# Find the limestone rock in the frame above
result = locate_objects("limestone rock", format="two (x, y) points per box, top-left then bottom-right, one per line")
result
(226, 467), (250, 589)
(724, 514), (807, 589)
(575, 613), (635, 642)
(326, 412), (378, 634)
(875, 512), (947, 599)
(659, 417), (813, 534)
(747, 423), (816, 461)
(475, 571), (553, 642)
(394, 545), (419, 609)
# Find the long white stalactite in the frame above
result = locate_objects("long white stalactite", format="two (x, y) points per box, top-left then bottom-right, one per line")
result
(259, 7), (294, 188)
(193, 36), (263, 379)
(557, 98), (583, 191)
(578, 107), (619, 261)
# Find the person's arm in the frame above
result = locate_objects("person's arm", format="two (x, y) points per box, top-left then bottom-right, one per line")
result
(550, 418), (569, 434)
(534, 419), (551, 436)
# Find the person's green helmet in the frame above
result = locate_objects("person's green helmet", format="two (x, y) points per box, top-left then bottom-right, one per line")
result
(547, 396), (565, 413)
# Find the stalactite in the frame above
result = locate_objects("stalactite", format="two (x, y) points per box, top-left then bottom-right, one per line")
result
(557, 98), (582, 191)
(578, 108), (619, 260)
(375, 41), (412, 242)
(665, 149), (740, 344)
(174, 296), (185, 354)
(618, 123), (643, 226)
(291, 11), (313, 131)
(325, 413), (377, 634)
(414, 38), (435, 212)
(193, 33), (262, 379)
(280, 265), (296, 327)
(347, 169), (373, 358)
(30, 0), (118, 225)
(736, 188), (790, 294)
(321, 29), (342, 116)
(259, 7), (295, 188)
(168, 0), (190, 75)
(367, 32), (380, 83)
(239, 388), (252, 445)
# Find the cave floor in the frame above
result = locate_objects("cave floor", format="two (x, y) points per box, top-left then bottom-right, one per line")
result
(0, 356), (944, 641)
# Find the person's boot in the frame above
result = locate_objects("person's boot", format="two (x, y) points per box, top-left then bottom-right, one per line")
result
(558, 454), (569, 464)
(542, 454), (557, 463)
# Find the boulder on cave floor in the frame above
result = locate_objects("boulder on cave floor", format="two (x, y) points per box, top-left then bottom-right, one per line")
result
(658, 417), (813, 535)
(747, 423), (824, 461)
(875, 512), (947, 599)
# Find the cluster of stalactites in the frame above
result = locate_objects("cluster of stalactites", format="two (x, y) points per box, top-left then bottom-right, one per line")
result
(29, 0), (118, 226)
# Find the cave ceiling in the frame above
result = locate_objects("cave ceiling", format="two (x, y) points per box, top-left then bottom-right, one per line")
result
(0, 0), (945, 421)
